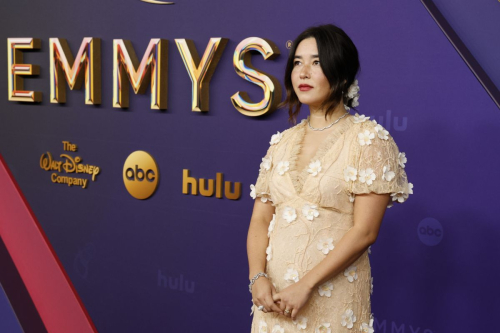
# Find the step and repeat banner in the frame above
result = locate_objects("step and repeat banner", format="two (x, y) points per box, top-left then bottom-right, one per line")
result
(1, 0), (499, 332)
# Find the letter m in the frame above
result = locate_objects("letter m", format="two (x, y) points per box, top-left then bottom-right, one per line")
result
(50, 38), (101, 104)
(113, 39), (168, 109)
(392, 322), (405, 333)
(374, 319), (387, 333)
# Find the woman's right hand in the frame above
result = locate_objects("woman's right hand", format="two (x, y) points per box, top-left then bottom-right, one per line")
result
(251, 277), (283, 314)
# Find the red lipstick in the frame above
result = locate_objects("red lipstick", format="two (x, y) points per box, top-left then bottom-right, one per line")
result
(299, 84), (313, 91)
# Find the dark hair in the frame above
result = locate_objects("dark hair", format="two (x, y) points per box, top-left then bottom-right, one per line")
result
(280, 24), (360, 125)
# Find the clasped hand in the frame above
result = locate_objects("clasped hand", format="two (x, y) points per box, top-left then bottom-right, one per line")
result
(252, 278), (313, 321)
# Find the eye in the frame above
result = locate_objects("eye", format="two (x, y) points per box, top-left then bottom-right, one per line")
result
(313, 60), (320, 65)
(293, 60), (301, 66)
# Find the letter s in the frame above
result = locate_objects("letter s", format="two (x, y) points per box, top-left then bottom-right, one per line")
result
(231, 37), (282, 117)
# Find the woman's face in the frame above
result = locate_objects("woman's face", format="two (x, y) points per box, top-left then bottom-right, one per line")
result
(291, 37), (331, 109)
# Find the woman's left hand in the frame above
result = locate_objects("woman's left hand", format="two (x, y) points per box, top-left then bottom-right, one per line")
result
(272, 281), (314, 320)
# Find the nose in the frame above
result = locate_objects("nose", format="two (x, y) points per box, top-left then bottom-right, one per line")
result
(299, 64), (311, 79)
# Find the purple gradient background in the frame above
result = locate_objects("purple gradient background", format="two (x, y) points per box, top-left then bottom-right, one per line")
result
(0, 284), (23, 333)
(433, 0), (500, 88)
(0, 0), (499, 332)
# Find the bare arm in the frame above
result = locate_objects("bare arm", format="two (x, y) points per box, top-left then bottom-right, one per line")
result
(273, 192), (390, 320)
(247, 198), (282, 313)
(247, 199), (275, 278)
(301, 192), (389, 289)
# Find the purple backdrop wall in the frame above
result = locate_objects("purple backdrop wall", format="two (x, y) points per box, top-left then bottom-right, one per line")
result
(0, 284), (22, 333)
(1, 0), (499, 332)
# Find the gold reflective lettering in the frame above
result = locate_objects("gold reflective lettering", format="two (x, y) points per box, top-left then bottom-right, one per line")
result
(175, 38), (228, 111)
(49, 37), (101, 104)
(113, 39), (168, 109)
(231, 37), (282, 116)
(7, 38), (42, 102)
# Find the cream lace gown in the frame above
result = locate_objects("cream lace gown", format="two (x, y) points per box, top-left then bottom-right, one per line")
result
(250, 114), (412, 333)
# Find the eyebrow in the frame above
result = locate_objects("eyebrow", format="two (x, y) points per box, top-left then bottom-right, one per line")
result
(294, 55), (320, 59)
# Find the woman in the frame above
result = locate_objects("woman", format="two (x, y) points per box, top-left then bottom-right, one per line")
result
(247, 24), (412, 333)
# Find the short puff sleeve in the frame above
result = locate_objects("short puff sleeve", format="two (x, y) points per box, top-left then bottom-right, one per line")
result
(250, 142), (276, 204)
(345, 121), (412, 206)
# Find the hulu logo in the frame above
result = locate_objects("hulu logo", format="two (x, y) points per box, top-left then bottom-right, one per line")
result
(157, 270), (195, 294)
(182, 169), (241, 199)
(373, 110), (408, 132)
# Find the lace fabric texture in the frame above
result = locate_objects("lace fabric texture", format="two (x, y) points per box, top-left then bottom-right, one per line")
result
(346, 121), (409, 198)
(250, 115), (411, 333)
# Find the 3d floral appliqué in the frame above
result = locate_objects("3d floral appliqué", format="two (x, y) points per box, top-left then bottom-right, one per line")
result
(390, 182), (413, 204)
(360, 318), (375, 333)
(348, 80), (360, 98)
(260, 156), (272, 172)
(267, 214), (276, 237)
(277, 161), (290, 175)
(282, 206), (297, 223)
(266, 244), (272, 261)
(315, 322), (331, 333)
(250, 184), (256, 199)
(352, 113), (369, 123)
(358, 168), (376, 185)
(293, 316), (307, 330)
(317, 238), (334, 255)
(351, 96), (360, 107)
(374, 124), (389, 140)
(318, 281), (334, 297)
(260, 196), (270, 203)
(341, 309), (357, 329)
(344, 166), (357, 182)
(307, 159), (322, 176)
(382, 165), (395, 181)
(358, 130), (375, 146)
(259, 320), (268, 333)
(344, 265), (358, 282)
(398, 152), (407, 168)
(302, 204), (319, 221)
(271, 324), (284, 333)
(391, 191), (408, 203)
(284, 268), (300, 283)
(250, 184), (271, 203)
(270, 131), (282, 145)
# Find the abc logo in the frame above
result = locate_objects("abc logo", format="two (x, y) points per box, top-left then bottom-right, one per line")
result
(417, 218), (443, 246)
(123, 151), (159, 199)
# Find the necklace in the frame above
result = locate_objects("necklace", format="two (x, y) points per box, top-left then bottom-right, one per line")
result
(307, 111), (350, 131)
